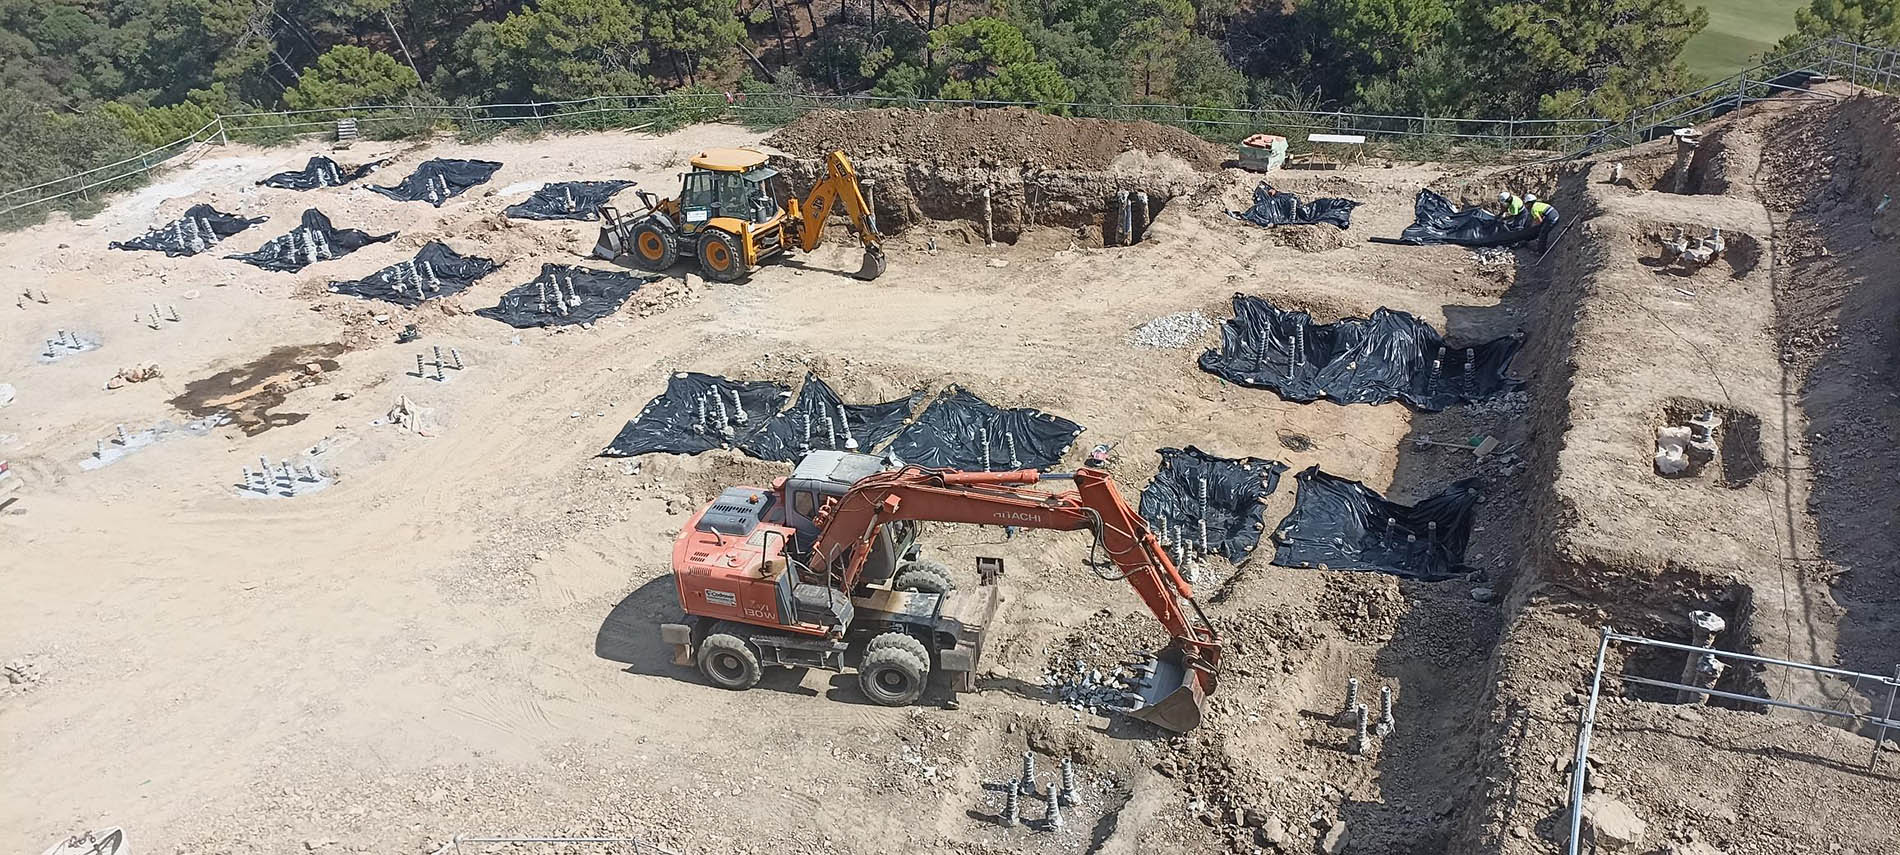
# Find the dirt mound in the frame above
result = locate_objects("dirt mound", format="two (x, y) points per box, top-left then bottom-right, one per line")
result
(767, 107), (1229, 172)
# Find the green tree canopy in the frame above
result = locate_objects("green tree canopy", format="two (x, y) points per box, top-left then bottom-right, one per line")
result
(282, 46), (420, 110)
(1459, 0), (1708, 119)
(928, 17), (1076, 104)
(1775, 0), (1900, 50)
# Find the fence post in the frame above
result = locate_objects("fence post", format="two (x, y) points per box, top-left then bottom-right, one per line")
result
(218, 117), (229, 146)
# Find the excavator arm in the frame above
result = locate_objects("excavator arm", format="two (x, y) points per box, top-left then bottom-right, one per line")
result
(805, 463), (1222, 731)
(788, 151), (887, 281)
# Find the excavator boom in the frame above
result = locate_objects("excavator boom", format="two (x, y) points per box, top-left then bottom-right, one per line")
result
(790, 151), (886, 281)
(806, 463), (1221, 731)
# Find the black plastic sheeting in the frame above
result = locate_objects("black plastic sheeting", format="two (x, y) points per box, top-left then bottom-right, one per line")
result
(1399, 189), (1539, 247)
(601, 373), (792, 457)
(739, 374), (920, 462)
(886, 388), (1084, 471)
(370, 159), (503, 206)
(1233, 184), (1359, 229)
(1198, 295), (1521, 411)
(109, 204), (266, 256)
(227, 208), (396, 272)
(1271, 466), (1479, 580)
(1138, 447), (1287, 563)
(257, 156), (384, 190)
(474, 263), (655, 328)
(326, 241), (498, 306)
(504, 181), (635, 221)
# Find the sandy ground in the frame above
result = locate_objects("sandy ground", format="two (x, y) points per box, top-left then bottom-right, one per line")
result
(3, 95), (1894, 855)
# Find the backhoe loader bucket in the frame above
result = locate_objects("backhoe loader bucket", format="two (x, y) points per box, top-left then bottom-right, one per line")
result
(852, 246), (887, 281)
(1118, 643), (1209, 733)
(593, 224), (624, 261)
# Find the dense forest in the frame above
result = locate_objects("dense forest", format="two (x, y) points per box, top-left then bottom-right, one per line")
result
(2, 0), (1894, 204)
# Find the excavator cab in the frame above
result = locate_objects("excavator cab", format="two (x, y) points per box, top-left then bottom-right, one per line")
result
(594, 147), (885, 283)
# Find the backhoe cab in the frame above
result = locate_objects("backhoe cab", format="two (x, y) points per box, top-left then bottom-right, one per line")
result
(594, 147), (886, 282)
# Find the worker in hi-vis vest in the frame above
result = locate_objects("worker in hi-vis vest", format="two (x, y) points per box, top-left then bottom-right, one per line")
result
(1525, 194), (1560, 252)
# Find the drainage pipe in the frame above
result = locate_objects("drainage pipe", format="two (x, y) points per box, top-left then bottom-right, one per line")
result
(982, 187), (994, 247)
(1671, 127), (1702, 194)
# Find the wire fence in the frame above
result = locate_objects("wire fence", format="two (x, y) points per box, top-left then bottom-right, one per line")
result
(1566, 627), (1900, 855)
(4, 38), (1898, 223)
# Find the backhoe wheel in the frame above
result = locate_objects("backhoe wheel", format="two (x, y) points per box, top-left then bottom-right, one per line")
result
(893, 560), (955, 595)
(628, 219), (678, 272)
(866, 630), (930, 666)
(697, 632), (761, 691)
(697, 229), (747, 283)
(859, 646), (929, 707)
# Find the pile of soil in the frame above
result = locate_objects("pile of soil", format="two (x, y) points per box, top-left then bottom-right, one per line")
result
(766, 107), (1230, 172)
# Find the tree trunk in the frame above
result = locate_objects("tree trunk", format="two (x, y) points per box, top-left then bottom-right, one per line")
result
(870, 0), (877, 29)
(802, 0), (818, 33)
(766, 0), (792, 62)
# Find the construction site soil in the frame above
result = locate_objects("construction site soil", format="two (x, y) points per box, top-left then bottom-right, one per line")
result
(3, 91), (1898, 855)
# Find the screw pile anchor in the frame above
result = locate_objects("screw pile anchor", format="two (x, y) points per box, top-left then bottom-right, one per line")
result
(1058, 756), (1079, 806)
(1017, 752), (1037, 795)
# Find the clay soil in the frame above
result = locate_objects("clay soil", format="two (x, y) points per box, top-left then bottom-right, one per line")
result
(2, 93), (1896, 855)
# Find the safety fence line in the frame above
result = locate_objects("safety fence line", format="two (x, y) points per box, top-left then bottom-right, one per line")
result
(427, 835), (682, 855)
(1565, 627), (1900, 855)
(4, 38), (1899, 221)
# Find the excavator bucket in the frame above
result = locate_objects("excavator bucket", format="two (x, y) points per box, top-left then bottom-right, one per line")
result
(1118, 643), (1208, 733)
(852, 246), (887, 281)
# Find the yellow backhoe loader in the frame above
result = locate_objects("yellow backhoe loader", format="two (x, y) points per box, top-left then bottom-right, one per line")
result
(594, 148), (885, 282)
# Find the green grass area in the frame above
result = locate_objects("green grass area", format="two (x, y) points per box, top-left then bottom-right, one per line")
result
(1682, 0), (1802, 81)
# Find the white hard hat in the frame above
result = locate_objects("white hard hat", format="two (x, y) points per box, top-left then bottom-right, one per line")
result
(1525, 193), (1538, 202)
(1498, 190), (1511, 201)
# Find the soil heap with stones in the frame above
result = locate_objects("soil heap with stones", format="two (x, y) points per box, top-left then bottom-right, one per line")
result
(765, 106), (1230, 172)
(766, 107), (1224, 243)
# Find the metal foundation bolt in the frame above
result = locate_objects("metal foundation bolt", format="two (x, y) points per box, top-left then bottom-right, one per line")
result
(1017, 752), (1037, 795)
(1044, 774), (1065, 829)
(1002, 784), (1019, 827)
(1342, 676), (1360, 717)
(450, 348), (464, 370)
(1348, 703), (1370, 755)
(1376, 686), (1395, 737)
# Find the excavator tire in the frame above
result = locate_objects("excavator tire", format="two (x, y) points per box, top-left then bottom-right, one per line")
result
(628, 219), (678, 272)
(866, 630), (930, 666)
(697, 230), (747, 283)
(892, 561), (955, 595)
(697, 631), (762, 691)
(858, 646), (929, 706)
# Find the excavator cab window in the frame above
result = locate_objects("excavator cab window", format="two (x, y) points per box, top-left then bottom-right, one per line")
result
(679, 171), (715, 231)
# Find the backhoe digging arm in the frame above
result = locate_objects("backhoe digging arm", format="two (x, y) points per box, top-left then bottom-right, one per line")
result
(805, 464), (1222, 731)
(789, 151), (886, 280)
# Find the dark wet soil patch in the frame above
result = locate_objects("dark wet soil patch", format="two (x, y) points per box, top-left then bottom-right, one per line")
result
(168, 343), (344, 436)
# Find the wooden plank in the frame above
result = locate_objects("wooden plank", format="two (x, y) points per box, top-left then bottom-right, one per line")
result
(1307, 133), (1367, 145)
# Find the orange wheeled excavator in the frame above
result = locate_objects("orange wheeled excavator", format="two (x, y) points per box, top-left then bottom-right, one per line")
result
(659, 449), (1222, 732)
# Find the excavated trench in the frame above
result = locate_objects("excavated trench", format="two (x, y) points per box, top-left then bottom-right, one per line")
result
(774, 156), (1202, 247)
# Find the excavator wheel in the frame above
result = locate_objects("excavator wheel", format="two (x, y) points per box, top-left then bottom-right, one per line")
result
(892, 560), (955, 595)
(858, 645), (929, 706)
(866, 630), (930, 665)
(628, 219), (678, 272)
(697, 631), (762, 691)
(697, 230), (747, 283)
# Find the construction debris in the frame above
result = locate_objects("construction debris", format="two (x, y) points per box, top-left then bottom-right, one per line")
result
(1130, 310), (1215, 349)
(103, 363), (161, 390)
